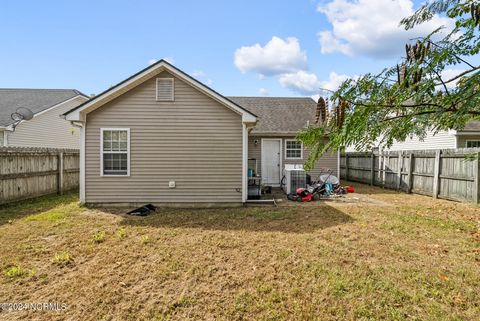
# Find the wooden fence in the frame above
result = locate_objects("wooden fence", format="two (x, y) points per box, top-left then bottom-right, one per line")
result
(341, 148), (480, 203)
(0, 147), (80, 205)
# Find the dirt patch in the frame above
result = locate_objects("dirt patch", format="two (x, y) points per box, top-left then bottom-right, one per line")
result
(277, 192), (393, 207)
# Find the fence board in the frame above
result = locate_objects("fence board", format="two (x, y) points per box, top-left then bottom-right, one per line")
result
(341, 148), (480, 203)
(0, 147), (79, 205)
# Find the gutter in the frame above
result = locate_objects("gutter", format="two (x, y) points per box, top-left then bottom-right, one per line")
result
(69, 121), (84, 128)
(59, 113), (84, 129)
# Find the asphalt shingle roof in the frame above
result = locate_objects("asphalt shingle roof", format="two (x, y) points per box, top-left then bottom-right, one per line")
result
(459, 120), (480, 132)
(0, 89), (83, 127)
(227, 96), (316, 134)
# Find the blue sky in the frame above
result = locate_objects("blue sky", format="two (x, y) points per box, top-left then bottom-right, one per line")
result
(0, 0), (466, 97)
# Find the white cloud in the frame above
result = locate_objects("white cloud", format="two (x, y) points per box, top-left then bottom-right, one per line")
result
(148, 59), (158, 65)
(192, 70), (205, 77)
(319, 72), (352, 92)
(439, 68), (466, 89)
(234, 36), (308, 76)
(317, 0), (453, 58)
(280, 70), (354, 95)
(258, 88), (269, 96)
(233, 34), (355, 96)
(279, 71), (322, 95)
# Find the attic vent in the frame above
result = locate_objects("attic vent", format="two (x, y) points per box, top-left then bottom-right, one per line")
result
(156, 78), (174, 101)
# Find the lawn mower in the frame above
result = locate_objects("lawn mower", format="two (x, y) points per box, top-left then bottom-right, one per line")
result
(287, 169), (343, 202)
(307, 169), (341, 199)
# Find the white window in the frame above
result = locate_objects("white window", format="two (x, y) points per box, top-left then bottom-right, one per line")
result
(285, 139), (303, 159)
(466, 140), (480, 148)
(101, 128), (130, 176)
(156, 78), (174, 101)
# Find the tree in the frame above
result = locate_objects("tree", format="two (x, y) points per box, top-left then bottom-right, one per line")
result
(299, 0), (480, 169)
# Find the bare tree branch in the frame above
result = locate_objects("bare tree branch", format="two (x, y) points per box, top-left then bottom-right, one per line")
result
(433, 69), (450, 95)
(437, 66), (480, 85)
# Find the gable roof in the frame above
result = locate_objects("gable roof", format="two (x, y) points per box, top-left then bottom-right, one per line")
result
(228, 96), (316, 134)
(63, 59), (257, 123)
(458, 120), (480, 133)
(0, 89), (86, 127)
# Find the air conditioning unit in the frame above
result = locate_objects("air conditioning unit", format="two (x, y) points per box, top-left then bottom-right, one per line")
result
(283, 167), (307, 195)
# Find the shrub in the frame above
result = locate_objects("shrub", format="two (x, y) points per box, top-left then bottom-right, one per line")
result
(92, 231), (106, 243)
(117, 227), (127, 239)
(53, 251), (74, 266)
(5, 265), (35, 278)
(141, 235), (151, 245)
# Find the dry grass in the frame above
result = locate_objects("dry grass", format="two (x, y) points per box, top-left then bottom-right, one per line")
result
(0, 184), (479, 321)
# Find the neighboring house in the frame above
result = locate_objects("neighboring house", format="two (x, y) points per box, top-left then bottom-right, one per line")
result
(0, 89), (88, 148)
(63, 60), (339, 205)
(347, 122), (480, 152)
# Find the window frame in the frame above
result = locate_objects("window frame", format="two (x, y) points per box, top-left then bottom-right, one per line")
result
(466, 140), (480, 148)
(156, 78), (175, 102)
(100, 128), (130, 177)
(284, 139), (303, 160)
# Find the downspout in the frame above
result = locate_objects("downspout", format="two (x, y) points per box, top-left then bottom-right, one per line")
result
(3, 130), (8, 147)
(70, 121), (86, 204)
(242, 123), (248, 203)
(242, 122), (256, 203)
(450, 129), (458, 149)
(2, 125), (14, 147)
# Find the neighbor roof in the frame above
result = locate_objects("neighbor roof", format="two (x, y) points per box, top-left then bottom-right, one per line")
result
(458, 120), (480, 133)
(0, 89), (86, 127)
(228, 97), (316, 134)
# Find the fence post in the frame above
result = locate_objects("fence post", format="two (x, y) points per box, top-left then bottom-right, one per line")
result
(474, 152), (480, 204)
(58, 151), (64, 195)
(432, 150), (441, 199)
(407, 153), (413, 193)
(382, 153), (387, 187)
(370, 152), (375, 186)
(345, 153), (349, 181)
(379, 153), (383, 187)
(397, 151), (403, 190)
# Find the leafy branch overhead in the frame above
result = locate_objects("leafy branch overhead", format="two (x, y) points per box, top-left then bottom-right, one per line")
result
(299, 0), (480, 170)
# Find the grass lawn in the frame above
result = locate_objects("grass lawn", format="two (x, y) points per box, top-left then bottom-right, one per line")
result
(0, 184), (479, 320)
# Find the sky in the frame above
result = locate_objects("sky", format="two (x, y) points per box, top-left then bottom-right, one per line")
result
(0, 0), (468, 98)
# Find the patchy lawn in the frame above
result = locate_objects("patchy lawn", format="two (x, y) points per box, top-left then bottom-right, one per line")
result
(0, 184), (479, 321)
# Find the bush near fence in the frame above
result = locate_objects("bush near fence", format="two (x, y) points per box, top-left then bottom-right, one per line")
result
(341, 148), (480, 203)
(0, 147), (79, 205)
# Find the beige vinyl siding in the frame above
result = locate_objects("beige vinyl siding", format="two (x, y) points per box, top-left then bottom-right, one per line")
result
(7, 96), (87, 148)
(85, 71), (243, 204)
(248, 136), (338, 181)
(457, 135), (480, 148)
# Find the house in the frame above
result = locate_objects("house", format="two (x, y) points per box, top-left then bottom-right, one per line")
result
(347, 124), (480, 152)
(0, 89), (88, 148)
(227, 97), (338, 184)
(63, 60), (339, 205)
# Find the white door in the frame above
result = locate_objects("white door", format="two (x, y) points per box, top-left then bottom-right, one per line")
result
(262, 139), (281, 186)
